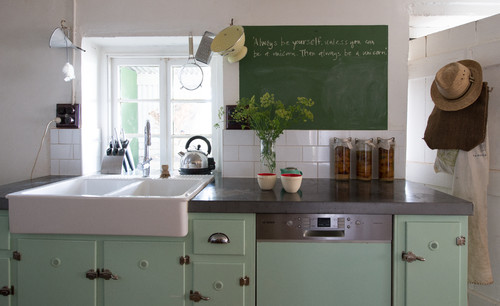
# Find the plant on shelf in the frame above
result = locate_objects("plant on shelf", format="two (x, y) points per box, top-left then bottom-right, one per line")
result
(231, 92), (314, 174)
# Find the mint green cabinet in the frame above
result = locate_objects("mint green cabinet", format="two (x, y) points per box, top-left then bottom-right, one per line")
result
(11, 235), (187, 306)
(189, 213), (255, 306)
(0, 211), (12, 306)
(393, 215), (468, 306)
(16, 239), (97, 306)
(102, 241), (185, 306)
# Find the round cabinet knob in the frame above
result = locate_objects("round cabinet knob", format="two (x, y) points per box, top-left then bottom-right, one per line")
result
(402, 251), (425, 263)
(138, 259), (149, 270)
(213, 281), (224, 291)
(50, 257), (62, 267)
(208, 233), (230, 244)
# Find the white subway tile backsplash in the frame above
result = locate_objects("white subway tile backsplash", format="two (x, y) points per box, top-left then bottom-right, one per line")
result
(303, 146), (330, 162)
(58, 129), (74, 144)
(277, 146), (302, 162)
(223, 146), (239, 161)
(221, 128), (405, 179)
(59, 160), (82, 175)
(73, 145), (81, 159)
(318, 162), (332, 178)
(318, 130), (350, 145)
(72, 129), (81, 144)
(50, 160), (59, 175)
(239, 145), (259, 162)
(50, 129), (58, 144)
(223, 161), (254, 177)
(50, 144), (73, 160)
(224, 130), (255, 145)
(286, 130), (317, 145)
(50, 128), (83, 176)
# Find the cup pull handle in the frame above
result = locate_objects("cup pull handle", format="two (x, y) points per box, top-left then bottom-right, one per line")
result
(208, 232), (230, 244)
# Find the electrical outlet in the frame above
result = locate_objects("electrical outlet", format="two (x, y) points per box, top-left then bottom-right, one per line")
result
(56, 104), (80, 128)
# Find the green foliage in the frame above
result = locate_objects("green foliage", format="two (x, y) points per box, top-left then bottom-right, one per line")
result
(232, 92), (314, 142)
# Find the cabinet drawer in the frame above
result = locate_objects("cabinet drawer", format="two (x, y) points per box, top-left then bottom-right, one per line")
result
(193, 219), (245, 255)
(0, 213), (9, 250)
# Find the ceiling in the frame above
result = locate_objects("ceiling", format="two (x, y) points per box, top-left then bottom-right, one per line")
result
(408, 0), (500, 39)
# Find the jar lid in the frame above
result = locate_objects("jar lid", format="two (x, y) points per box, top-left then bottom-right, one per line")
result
(355, 138), (375, 148)
(333, 137), (353, 149)
(377, 137), (395, 150)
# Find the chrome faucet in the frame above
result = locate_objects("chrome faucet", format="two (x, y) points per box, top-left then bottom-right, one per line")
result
(141, 120), (152, 177)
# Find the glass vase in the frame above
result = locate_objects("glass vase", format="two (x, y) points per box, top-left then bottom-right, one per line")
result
(260, 138), (276, 174)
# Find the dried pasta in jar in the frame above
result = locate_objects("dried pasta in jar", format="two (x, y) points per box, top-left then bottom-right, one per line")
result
(377, 137), (395, 181)
(333, 137), (352, 180)
(355, 138), (375, 181)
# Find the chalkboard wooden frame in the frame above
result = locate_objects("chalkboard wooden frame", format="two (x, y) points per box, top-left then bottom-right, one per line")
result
(239, 25), (388, 130)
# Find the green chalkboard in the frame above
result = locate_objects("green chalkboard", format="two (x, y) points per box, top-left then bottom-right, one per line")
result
(239, 26), (388, 130)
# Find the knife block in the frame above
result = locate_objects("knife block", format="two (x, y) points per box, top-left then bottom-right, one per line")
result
(101, 155), (125, 174)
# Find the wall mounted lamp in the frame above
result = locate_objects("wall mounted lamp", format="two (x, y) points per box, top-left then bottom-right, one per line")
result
(49, 20), (85, 82)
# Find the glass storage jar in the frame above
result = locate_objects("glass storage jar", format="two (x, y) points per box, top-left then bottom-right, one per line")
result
(355, 138), (375, 181)
(377, 137), (395, 182)
(333, 137), (352, 181)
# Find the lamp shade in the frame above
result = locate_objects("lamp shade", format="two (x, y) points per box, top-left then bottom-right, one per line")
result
(49, 28), (85, 51)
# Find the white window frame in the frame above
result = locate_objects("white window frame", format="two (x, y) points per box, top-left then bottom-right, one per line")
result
(108, 54), (223, 171)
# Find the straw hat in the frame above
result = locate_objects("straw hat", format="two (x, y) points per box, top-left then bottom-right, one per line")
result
(430, 60), (483, 111)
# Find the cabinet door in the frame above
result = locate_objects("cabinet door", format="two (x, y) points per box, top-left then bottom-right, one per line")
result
(191, 262), (246, 306)
(0, 258), (11, 306)
(0, 212), (9, 250)
(16, 238), (97, 306)
(103, 241), (185, 306)
(393, 215), (468, 306)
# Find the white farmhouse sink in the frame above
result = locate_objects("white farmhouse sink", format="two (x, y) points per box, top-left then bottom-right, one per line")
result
(7, 175), (214, 237)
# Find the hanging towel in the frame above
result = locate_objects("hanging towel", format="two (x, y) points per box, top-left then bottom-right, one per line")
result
(451, 135), (493, 285)
(434, 149), (459, 175)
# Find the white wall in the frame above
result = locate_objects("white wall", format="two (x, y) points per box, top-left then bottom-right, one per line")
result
(408, 14), (500, 305)
(0, 0), (409, 183)
(0, 0), (73, 184)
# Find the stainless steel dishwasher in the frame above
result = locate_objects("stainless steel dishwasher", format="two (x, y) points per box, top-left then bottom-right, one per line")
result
(256, 214), (392, 306)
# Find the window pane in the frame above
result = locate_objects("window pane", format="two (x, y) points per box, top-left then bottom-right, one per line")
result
(120, 66), (159, 100)
(120, 101), (160, 170)
(171, 65), (211, 100)
(172, 102), (212, 135)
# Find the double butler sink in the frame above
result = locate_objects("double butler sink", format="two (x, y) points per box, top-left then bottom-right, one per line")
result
(7, 175), (214, 237)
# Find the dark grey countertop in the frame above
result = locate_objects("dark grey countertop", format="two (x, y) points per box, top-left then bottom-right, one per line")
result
(0, 176), (75, 210)
(189, 176), (473, 215)
(1, 175), (473, 216)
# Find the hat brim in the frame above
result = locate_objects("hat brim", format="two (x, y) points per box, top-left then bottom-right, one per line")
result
(430, 59), (483, 111)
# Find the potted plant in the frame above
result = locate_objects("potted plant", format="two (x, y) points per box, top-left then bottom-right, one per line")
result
(231, 92), (314, 174)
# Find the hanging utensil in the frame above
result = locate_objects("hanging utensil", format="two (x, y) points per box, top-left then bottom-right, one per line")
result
(179, 34), (204, 91)
(195, 31), (216, 64)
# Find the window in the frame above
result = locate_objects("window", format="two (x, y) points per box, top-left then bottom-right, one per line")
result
(110, 56), (219, 172)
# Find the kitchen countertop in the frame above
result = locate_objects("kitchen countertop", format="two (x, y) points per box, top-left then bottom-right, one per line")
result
(1, 175), (473, 216)
(0, 176), (75, 210)
(189, 176), (473, 215)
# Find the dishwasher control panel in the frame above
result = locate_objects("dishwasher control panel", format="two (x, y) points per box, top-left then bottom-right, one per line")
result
(257, 214), (392, 242)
